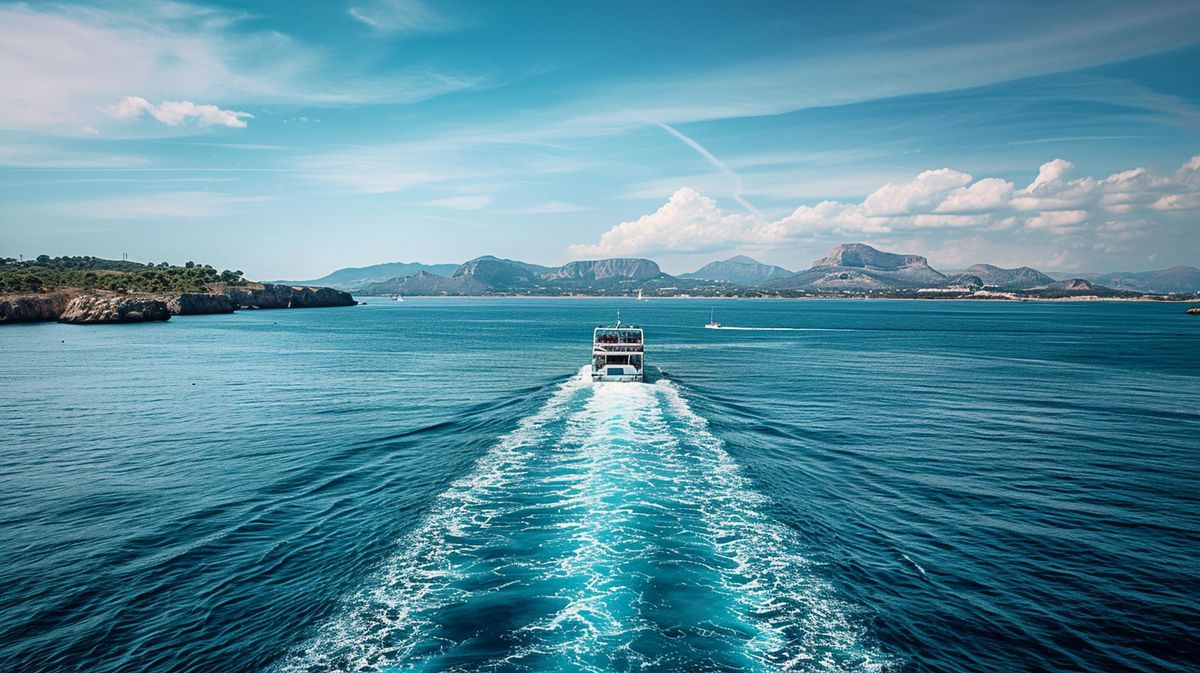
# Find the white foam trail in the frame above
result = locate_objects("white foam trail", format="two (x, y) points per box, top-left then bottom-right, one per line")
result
(509, 382), (673, 671)
(655, 380), (891, 671)
(274, 371), (891, 672)
(706, 327), (851, 332)
(902, 553), (928, 580)
(273, 367), (593, 673)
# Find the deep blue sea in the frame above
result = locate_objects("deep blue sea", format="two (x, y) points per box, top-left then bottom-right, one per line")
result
(2, 298), (1198, 673)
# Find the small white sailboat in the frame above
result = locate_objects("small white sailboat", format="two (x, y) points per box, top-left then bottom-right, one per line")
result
(704, 308), (721, 329)
(637, 289), (644, 301)
(394, 295), (405, 302)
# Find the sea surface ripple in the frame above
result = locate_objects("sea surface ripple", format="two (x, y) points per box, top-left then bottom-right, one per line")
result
(1, 299), (1197, 673)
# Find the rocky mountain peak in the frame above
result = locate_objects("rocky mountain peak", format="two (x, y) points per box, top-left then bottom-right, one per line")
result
(813, 243), (931, 270)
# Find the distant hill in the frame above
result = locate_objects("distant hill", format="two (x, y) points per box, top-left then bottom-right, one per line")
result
(769, 243), (947, 290)
(681, 256), (793, 285)
(362, 256), (688, 295)
(544, 258), (661, 281)
(963, 264), (1056, 289)
(449, 256), (552, 289)
(315, 246), (1197, 298)
(364, 270), (484, 296)
(280, 261), (459, 291)
(944, 273), (984, 289)
(1018, 278), (1139, 298)
(1093, 266), (1200, 294)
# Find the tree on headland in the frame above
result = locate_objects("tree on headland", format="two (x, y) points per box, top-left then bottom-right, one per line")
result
(0, 255), (250, 293)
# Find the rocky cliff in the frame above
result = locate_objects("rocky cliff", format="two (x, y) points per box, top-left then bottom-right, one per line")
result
(58, 295), (171, 324)
(542, 258), (661, 281)
(0, 292), (75, 324)
(221, 283), (357, 309)
(811, 243), (933, 271)
(770, 243), (947, 290)
(1, 283), (354, 325)
(164, 292), (236, 315)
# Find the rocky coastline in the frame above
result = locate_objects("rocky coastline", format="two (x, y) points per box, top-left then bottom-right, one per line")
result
(0, 292), (74, 324)
(0, 283), (356, 325)
(58, 296), (171, 324)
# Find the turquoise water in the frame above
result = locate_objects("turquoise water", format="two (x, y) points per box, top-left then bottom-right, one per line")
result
(1, 299), (1197, 672)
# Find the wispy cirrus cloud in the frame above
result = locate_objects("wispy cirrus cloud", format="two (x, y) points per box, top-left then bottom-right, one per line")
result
(506, 201), (591, 214)
(561, 3), (1200, 132)
(43, 191), (275, 220)
(651, 121), (760, 217)
(418, 194), (492, 210)
(0, 2), (483, 135)
(348, 0), (459, 34)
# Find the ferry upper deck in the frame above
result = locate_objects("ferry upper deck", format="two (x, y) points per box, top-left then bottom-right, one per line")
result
(592, 324), (644, 382)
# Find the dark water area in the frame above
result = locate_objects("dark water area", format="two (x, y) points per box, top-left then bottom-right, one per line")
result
(1, 298), (1197, 672)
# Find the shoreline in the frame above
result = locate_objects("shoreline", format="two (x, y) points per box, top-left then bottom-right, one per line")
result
(358, 294), (1197, 303)
(1, 284), (356, 325)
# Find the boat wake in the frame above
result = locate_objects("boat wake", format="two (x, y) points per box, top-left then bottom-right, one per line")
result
(274, 367), (889, 672)
(706, 326), (848, 332)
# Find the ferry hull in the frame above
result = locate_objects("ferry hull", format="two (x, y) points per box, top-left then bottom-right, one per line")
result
(592, 364), (643, 383)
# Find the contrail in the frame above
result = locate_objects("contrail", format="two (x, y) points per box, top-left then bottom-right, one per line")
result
(650, 120), (762, 217)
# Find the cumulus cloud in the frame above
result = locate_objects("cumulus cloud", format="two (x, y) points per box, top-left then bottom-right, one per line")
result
(569, 155), (1200, 257)
(567, 188), (759, 257)
(862, 168), (971, 216)
(106, 96), (252, 128)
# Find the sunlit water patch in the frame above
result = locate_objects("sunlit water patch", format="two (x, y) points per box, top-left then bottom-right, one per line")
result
(275, 368), (889, 672)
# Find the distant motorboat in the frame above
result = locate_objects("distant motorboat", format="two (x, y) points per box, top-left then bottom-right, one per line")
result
(394, 295), (405, 302)
(704, 308), (721, 329)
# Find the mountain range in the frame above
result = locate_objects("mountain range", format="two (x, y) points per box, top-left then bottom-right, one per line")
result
(303, 245), (1200, 297)
(278, 261), (459, 290)
(680, 255), (793, 285)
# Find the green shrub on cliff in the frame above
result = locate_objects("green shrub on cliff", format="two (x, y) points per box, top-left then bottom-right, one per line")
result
(0, 256), (247, 293)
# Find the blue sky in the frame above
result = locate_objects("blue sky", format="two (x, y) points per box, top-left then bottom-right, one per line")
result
(1, 0), (1199, 278)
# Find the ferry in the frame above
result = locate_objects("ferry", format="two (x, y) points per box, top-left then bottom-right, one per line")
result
(592, 312), (644, 382)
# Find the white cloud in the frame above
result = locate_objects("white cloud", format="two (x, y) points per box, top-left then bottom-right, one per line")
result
(44, 191), (275, 220)
(418, 195), (492, 210)
(569, 155), (1200, 257)
(552, 4), (1200, 134)
(567, 188), (760, 258)
(1027, 158), (1074, 191)
(651, 121), (760, 216)
(0, 2), (481, 135)
(861, 169), (972, 217)
(507, 201), (591, 214)
(348, 0), (456, 34)
(935, 178), (1015, 214)
(106, 96), (252, 128)
(1026, 209), (1089, 234)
